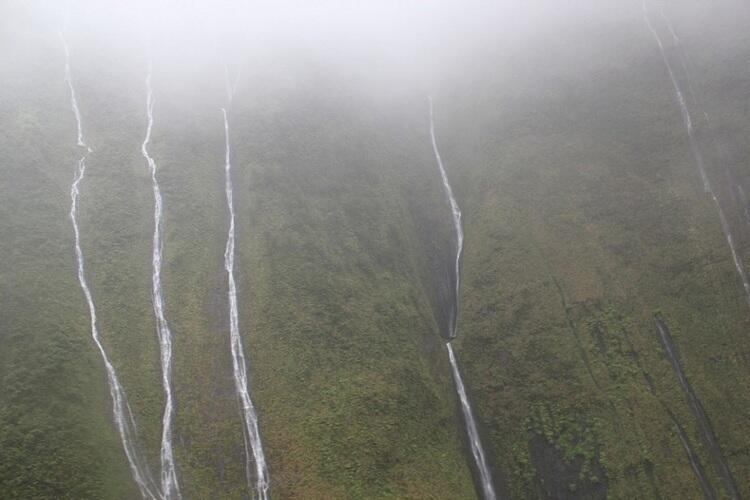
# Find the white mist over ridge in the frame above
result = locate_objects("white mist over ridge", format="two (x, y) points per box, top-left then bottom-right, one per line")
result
(13, 0), (639, 103)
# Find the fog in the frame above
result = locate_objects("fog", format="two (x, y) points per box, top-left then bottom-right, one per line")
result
(5, 1), (750, 210)
(4, 0), (650, 95)
(5, 1), (749, 79)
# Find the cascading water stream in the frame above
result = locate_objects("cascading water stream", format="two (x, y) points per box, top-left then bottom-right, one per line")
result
(221, 68), (270, 500)
(62, 32), (160, 500)
(736, 184), (750, 228)
(642, 2), (708, 191)
(141, 65), (181, 500)
(642, 1), (750, 308)
(656, 6), (702, 111)
(429, 96), (463, 339)
(654, 316), (739, 498)
(658, 6), (750, 246)
(669, 414), (716, 500)
(447, 344), (497, 500)
(429, 96), (497, 500)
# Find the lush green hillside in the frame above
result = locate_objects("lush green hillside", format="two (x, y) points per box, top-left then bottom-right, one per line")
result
(230, 74), (475, 497)
(0, 11), (474, 498)
(3, 1), (750, 499)
(438, 2), (750, 497)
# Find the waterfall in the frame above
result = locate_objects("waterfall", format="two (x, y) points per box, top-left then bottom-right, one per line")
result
(642, 1), (750, 308)
(62, 31), (160, 500)
(654, 316), (739, 498)
(447, 344), (497, 500)
(668, 414), (716, 500)
(429, 96), (497, 500)
(141, 64), (181, 500)
(429, 96), (463, 339)
(221, 66), (270, 499)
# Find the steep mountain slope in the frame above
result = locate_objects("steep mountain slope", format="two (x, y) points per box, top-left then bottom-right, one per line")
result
(3, 1), (750, 499)
(0, 24), (138, 499)
(0, 10), (474, 498)
(225, 63), (476, 498)
(436, 2), (750, 497)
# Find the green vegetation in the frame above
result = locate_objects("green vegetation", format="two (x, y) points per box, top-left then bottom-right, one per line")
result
(442, 6), (750, 498)
(3, 1), (750, 499)
(231, 71), (474, 497)
(0, 28), (137, 498)
(0, 20), (474, 498)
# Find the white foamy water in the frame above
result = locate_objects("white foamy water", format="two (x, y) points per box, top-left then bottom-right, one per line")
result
(429, 96), (464, 339)
(62, 32), (160, 500)
(429, 97), (497, 500)
(221, 68), (270, 499)
(141, 66), (181, 500)
(643, 1), (750, 308)
(447, 344), (497, 500)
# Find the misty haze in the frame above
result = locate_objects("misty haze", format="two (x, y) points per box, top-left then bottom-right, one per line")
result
(2, 0), (750, 498)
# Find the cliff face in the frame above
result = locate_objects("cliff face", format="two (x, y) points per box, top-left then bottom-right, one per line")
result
(3, 1), (750, 498)
(0, 21), (474, 498)
(441, 3), (750, 497)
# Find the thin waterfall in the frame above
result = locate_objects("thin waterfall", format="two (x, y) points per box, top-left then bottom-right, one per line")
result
(141, 65), (181, 500)
(657, 6), (701, 106)
(668, 414), (716, 500)
(221, 67), (270, 499)
(429, 96), (463, 339)
(642, 1), (708, 190)
(657, 6), (750, 236)
(642, 1), (750, 308)
(62, 31), (160, 500)
(429, 96), (497, 500)
(447, 344), (497, 500)
(736, 184), (750, 228)
(654, 316), (739, 498)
